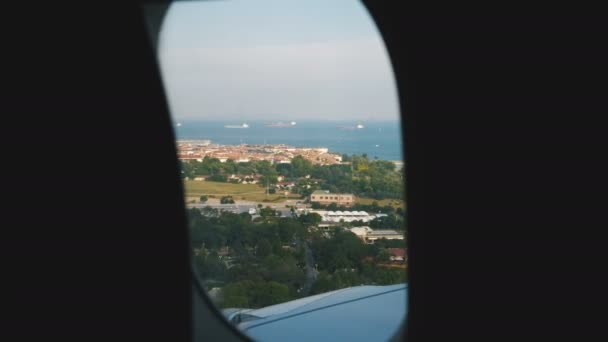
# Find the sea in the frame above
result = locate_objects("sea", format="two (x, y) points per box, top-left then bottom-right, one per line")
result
(174, 120), (405, 162)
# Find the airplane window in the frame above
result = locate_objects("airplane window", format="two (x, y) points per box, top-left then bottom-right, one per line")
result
(151, 1), (406, 341)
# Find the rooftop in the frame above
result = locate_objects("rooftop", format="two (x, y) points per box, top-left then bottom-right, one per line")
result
(326, 211), (370, 216)
(369, 230), (403, 236)
(388, 248), (406, 258)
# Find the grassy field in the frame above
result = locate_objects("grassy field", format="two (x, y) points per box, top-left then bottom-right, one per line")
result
(356, 197), (406, 209)
(184, 180), (405, 207)
(183, 180), (301, 203)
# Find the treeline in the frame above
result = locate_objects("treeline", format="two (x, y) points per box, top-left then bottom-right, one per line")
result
(181, 157), (278, 185)
(181, 154), (405, 200)
(189, 207), (308, 308)
(311, 155), (404, 199)
(309, 229), (406, 295)
(188, 208), (406, 309)
(188, 207), (307, 252)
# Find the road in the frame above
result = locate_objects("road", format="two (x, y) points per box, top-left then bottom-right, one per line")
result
(300, 239), (319, 297)
(187, 202), (294, 217)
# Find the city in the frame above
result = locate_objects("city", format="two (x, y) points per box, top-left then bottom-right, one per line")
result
(183, 150), (407, 316)
(177, 140), (344, 166)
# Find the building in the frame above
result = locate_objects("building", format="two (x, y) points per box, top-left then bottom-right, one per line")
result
(296, 210), (383, 228)
(366, 230), (404, 243)
(387, 248), (407, 262)
(324, 211), (375, 223)
(350, 226), (373, 240)
(348, 227), (405, 244)
(309, 190), (355, 207)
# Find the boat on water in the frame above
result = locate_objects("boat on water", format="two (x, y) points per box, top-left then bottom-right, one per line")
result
(224, 123), (249, 129)
(337, 123), (365, 131)
(265, 121), (296, 127)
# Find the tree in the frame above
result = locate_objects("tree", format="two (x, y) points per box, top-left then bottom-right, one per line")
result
(254, 281), (290, 307)
(310, 271), (336, 295)
(237, 162), (255, 176)
(259, 206), (277, 218)
(259, 175), (278, 188)
(276, 163), (292, 177)
(180, 161), (195, 179)
(221, 280), (292, 309)
(291, 156), (313, 177)
(311, 202), (323, 209)
(298, 213), (322, 226)
(326, 202), (338, 211)
(377, 248), (391, 263)
(220, 196), (235, 204)
(220, 281), (252, 308)
(194, 250), (227, 281)
(208, 174), (227, 182)
(199, 195), (208, 203)
(201, 206), (219, 217)
(256, 239), (272, 258)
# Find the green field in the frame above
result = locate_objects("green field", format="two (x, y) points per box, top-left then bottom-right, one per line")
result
(184, 180), (404, 207)
(183, 180), (301, 202)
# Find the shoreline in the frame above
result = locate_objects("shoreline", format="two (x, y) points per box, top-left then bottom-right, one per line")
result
(177, 140), (403, 163)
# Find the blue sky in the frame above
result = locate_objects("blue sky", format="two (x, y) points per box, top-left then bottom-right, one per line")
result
(157, 0), (400, 121)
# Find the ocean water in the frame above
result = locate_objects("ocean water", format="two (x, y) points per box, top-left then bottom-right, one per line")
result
(174, 120), (405, 161)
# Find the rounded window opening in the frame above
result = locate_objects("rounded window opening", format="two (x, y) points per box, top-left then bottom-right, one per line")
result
(154, 1), (406, 341)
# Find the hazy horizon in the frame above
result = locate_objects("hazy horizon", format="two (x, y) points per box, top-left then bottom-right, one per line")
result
(157, 0), (400, 122)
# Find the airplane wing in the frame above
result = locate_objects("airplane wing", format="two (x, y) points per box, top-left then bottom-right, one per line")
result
(222, 283), (407, 342)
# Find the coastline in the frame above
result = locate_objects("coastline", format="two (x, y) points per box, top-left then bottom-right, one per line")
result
(174, 120), (403, 161)
(177, 140), (404, 165)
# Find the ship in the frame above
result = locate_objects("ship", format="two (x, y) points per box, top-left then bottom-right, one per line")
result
(337, 122), (365, 131)
(265, 121), (296, 127)
(224, 123), (249, 129)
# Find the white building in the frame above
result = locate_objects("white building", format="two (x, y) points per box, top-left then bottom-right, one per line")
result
(348, 227), (404, 244)
(299, 209), (384, 225)
(324, 211), (376, 223)
(350, 226), (373, 239)
(366, 230), (404, 243)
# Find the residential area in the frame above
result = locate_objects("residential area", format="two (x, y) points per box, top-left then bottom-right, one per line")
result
(178, 141), (344, 165)
(183, 146), (407, 311)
